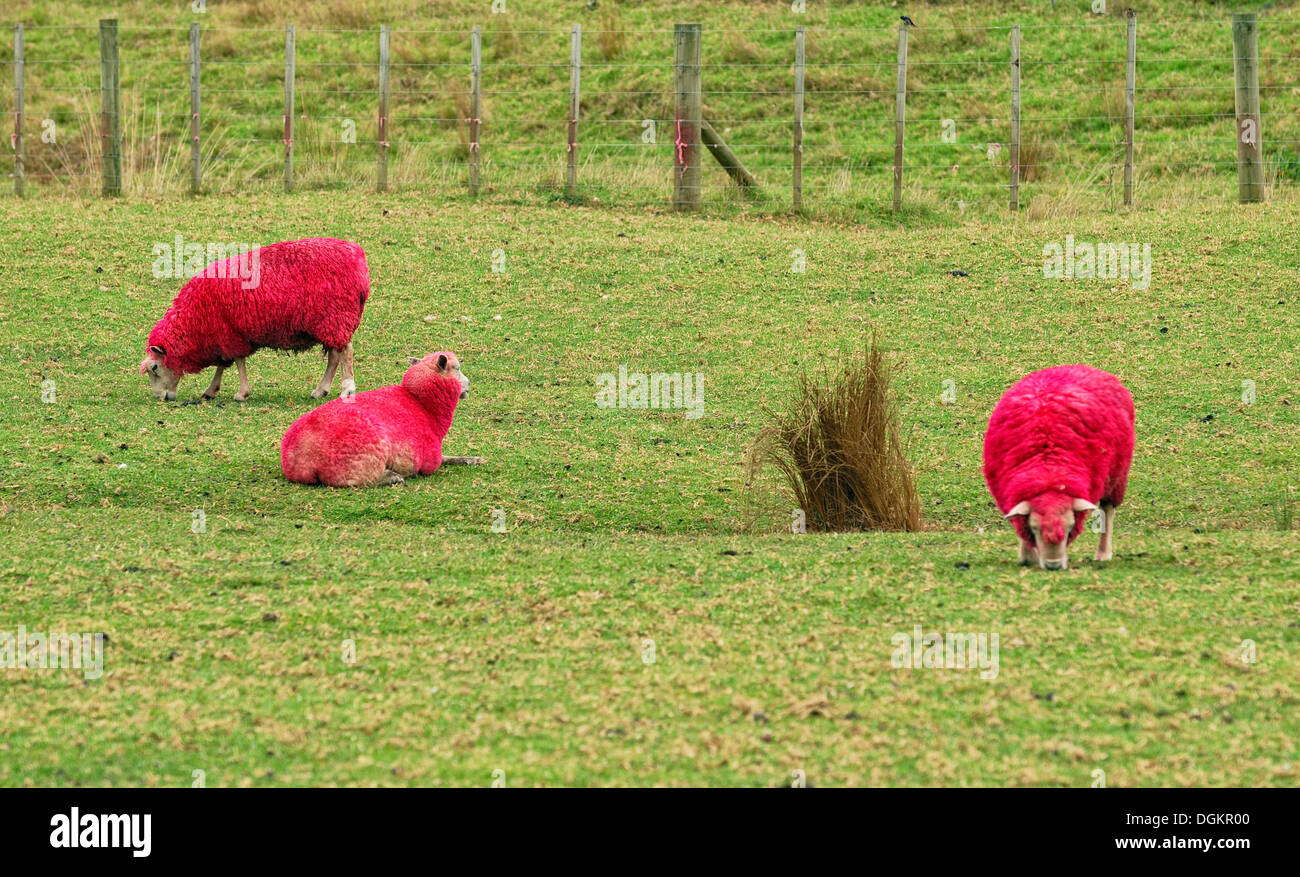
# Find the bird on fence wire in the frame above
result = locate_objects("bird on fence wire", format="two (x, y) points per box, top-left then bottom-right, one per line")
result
(900, 15), (917, 28)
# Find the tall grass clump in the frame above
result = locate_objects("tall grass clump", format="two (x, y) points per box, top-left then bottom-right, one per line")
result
(748, 340), (921, 532)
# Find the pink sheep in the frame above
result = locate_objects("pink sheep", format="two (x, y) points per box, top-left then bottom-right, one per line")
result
(982, 364), (1135, 570)
(281, 352), (475, 487)
(139, 238), (369, 402)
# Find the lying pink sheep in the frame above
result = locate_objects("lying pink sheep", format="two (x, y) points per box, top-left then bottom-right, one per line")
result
(281, 352), (476, 487)
(982, 364), (1135, 570)
(139, 238), (369, 402)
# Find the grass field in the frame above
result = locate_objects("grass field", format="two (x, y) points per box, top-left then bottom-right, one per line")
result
(0, 191), (1296, 786)
(3, 0), (1300, 216)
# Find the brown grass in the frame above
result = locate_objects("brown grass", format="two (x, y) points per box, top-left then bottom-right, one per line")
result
(1018, 139), (1054, 183)
(721, 31), (760, 64)
(596, 10), (626, 61)
(490, 20), (521, 61)
(747, 340), (921, 533)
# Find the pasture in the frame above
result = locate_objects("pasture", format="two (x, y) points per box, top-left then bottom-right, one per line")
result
(0, 192), (1296, 786)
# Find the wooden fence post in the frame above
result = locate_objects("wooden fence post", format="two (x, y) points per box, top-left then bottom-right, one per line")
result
(1009, 24), (1020, 211)
(13, 23), (24, 198)
(469, 25), (481, 196)
(567, 23), (581, 197)
(1233, 12), (1264, 203)
(700, 119), (758, 189)
(892, 23), (907, 212)
(99, 18), (121, 196)
(793, 26), (805, 213)
(284, 23), (295, 192)
(190, 22), (201, 195)
(378, 24), (390, 192)
(673, 23), (702, 210)
(1123, 10), (1136, 206)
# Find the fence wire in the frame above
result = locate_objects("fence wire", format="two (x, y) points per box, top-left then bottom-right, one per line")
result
(3, 17), (1298, 213)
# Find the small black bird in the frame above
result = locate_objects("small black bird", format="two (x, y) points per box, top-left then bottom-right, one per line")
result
(900, 15), (917, 27)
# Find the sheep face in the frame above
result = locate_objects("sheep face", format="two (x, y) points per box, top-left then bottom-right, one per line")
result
(1004, 492), (1097, 570)
(406, 352), (469, 399)
(140, 345), (181, 401)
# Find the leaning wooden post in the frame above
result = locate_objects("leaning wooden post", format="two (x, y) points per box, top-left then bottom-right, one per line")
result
(1123, 10), (1136, 206)
(284, 23), (295, 192)
(892, 22), (908, 212)
(1009, 24), (1021, 211)
(189, 22), (201, 195)
(793, 26), (805, 212)
(1233, 12), (1264, 203)
(673, 23), (702, 210)
(700, 119), (758, 189)
(13, 23), (24, 197)
(378, 24), (390, 192)
(99, 18), (121, 196)
(566, 23), (581, 197)
(468, 25), (481, 196)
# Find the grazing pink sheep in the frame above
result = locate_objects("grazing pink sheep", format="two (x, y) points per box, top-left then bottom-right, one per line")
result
(281, 352), (476, 487)
(982, 364), (1135, 570)
(139, 238), (369, 402)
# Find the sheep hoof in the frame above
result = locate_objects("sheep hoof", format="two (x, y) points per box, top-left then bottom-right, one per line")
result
(1094, 551), (1113, 562)
(234, 392), (250, 402)
(202, 391), (218, 400)
(381, 470), (405, 485)
(310, 387), (327, 399)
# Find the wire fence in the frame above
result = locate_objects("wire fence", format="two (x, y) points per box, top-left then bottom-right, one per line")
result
(3, 15), (1299, 215)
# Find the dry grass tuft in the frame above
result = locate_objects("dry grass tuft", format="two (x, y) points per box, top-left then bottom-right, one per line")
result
(597, 11), (626, 61)
(747, 340), (921, 533)
(1017, 139), (1054, 183)
(721, 30), (760, 64)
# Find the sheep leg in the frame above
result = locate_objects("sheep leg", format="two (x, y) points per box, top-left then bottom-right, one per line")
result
(202, 365), (225, 400)
(380, 469), (405, 486)
(339, 343), (356, 397)
(1018, 540), (1038, 566)
(1095, 503), (1116, 561)
(312, 348), (342, 399)
(233, 358), (251, 401)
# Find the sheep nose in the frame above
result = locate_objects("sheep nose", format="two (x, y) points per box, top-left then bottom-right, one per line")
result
(1042, 559), (1066, 570)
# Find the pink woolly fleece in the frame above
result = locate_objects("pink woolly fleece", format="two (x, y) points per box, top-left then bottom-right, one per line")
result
(281, 353), (464, 487)
(982, 364), (1135, 547)
(142, 238), (369, 375)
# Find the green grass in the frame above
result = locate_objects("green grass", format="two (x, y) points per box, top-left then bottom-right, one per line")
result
(0, 192), (1296, 786)
(3, 0), (1300, 217)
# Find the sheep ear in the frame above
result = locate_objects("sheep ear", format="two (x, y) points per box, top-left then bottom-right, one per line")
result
(1072, 498), (1098, 512)
(149, 345), (165, 357)
(1003, 501), (1032, 518)
(407, 356), (420, 366)
(436, 354), (448, 371)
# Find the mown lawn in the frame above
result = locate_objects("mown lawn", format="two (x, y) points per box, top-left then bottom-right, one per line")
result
(0, 193), (1296, 786)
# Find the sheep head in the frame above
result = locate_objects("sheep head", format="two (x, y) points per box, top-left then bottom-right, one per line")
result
(403, 351), (469, 405)
(140, 345), (181, 402)
(1003, 492), (1097, 570)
